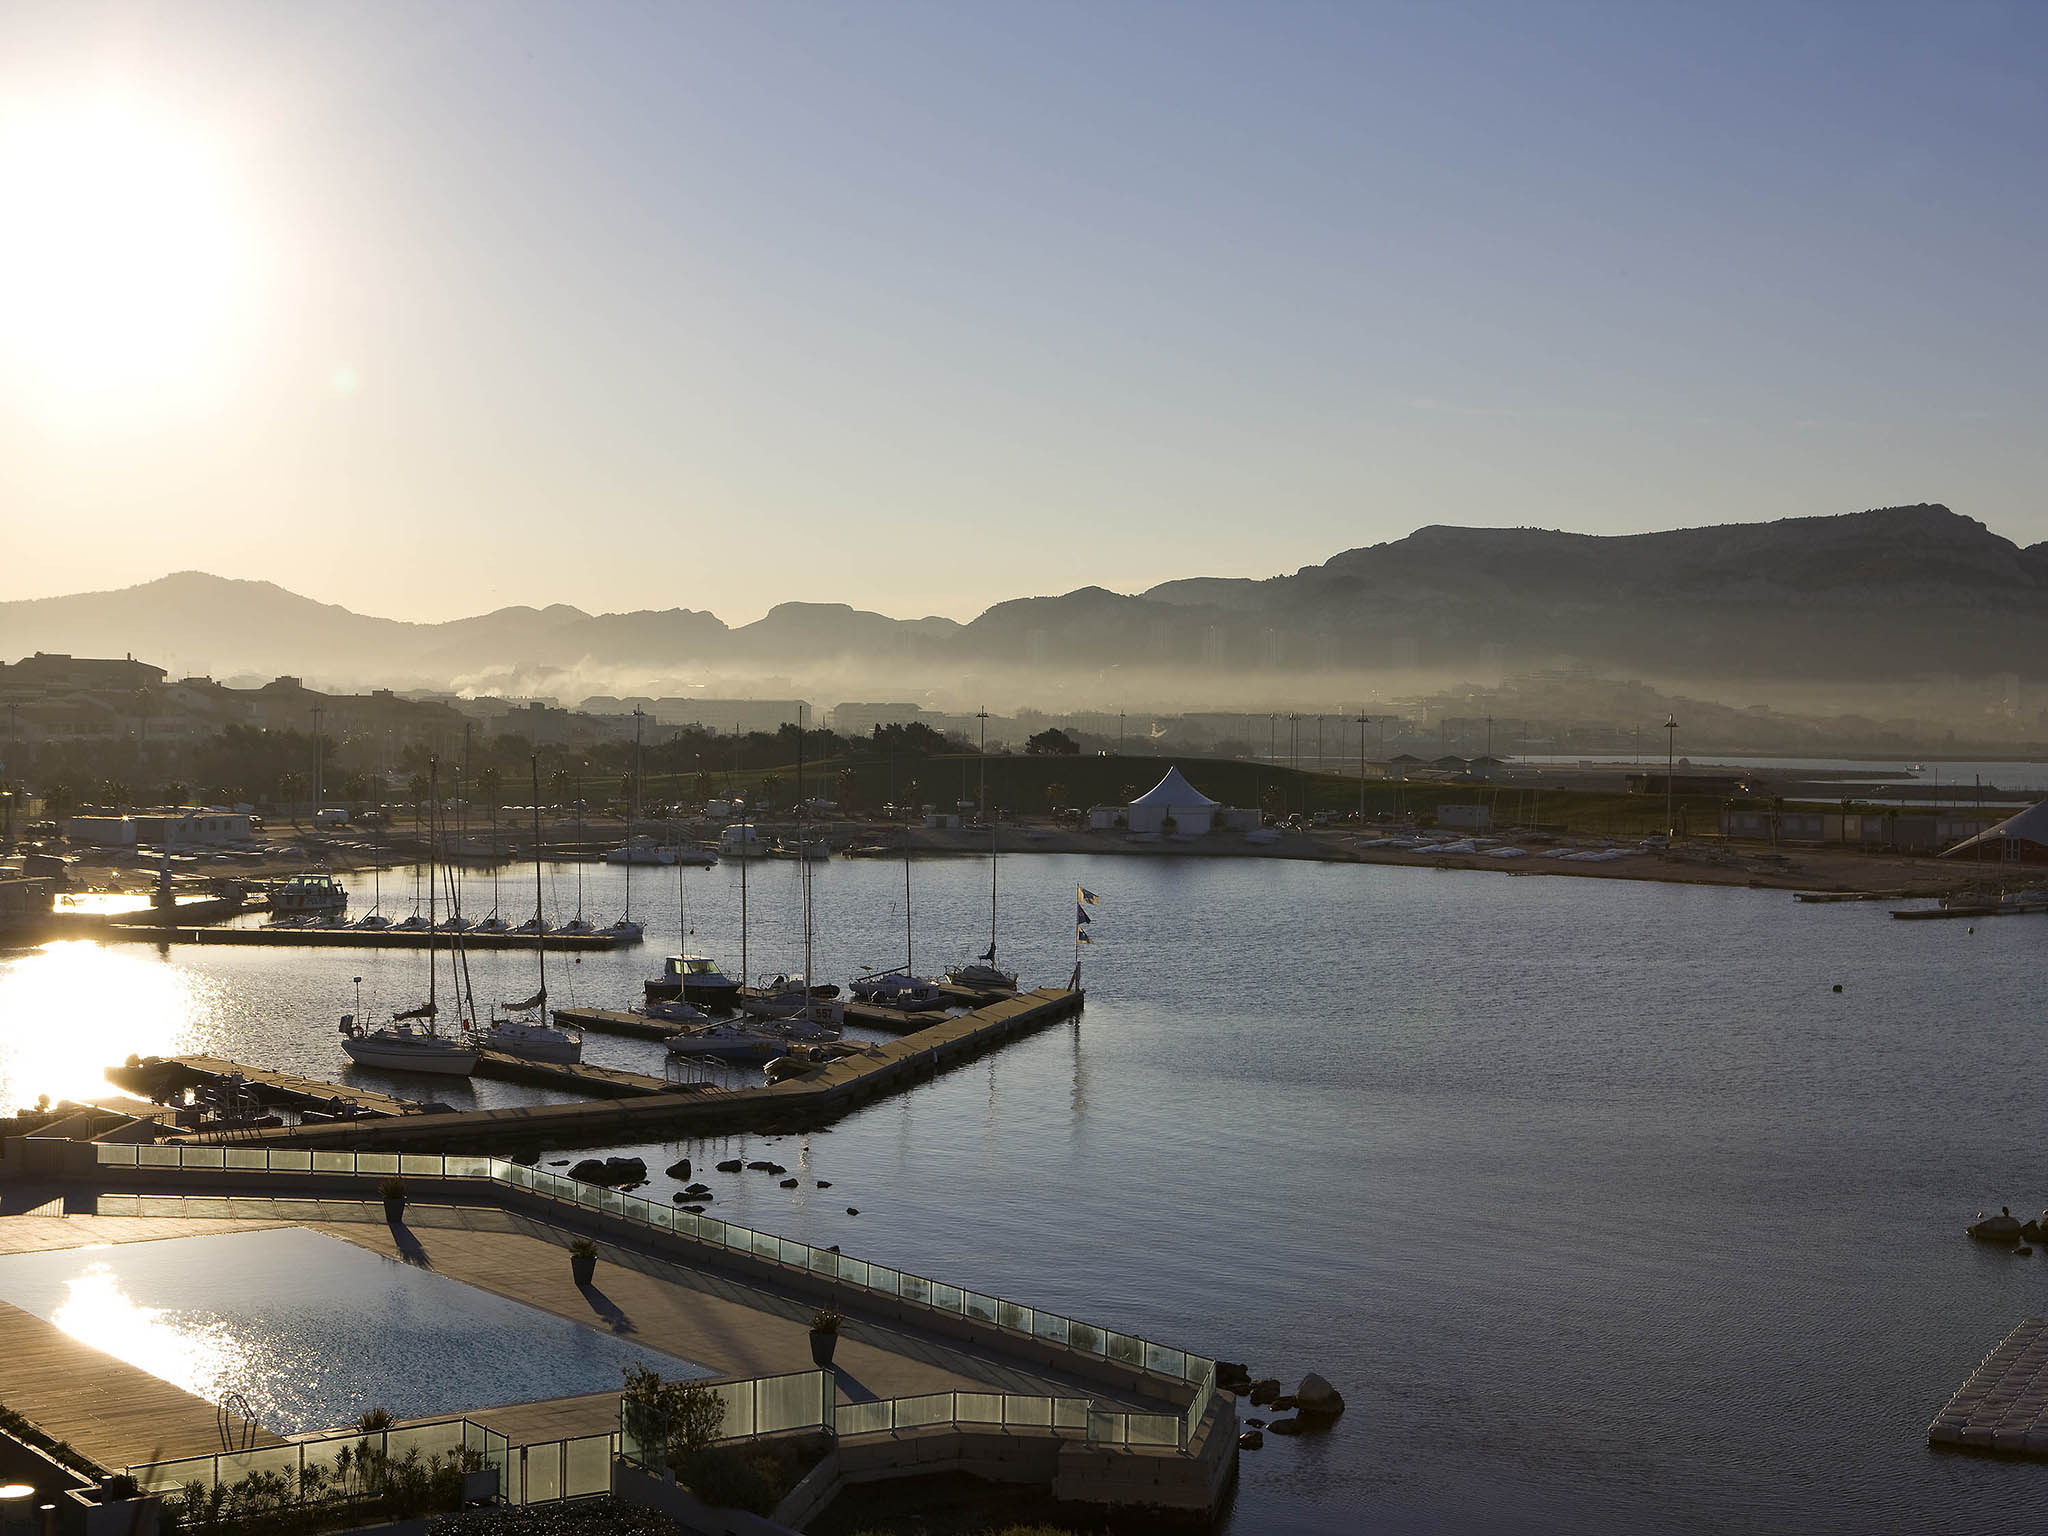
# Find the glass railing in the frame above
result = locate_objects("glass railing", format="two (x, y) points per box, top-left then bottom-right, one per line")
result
(127, 1417), (506, 1498)
(92, 1143), (1217, 1444)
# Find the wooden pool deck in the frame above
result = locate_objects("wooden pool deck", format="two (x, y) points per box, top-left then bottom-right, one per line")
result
(0, 1214), (289, 1468)
(192, 987), (1084, 1151)
(0, 1200), (1173, 1469)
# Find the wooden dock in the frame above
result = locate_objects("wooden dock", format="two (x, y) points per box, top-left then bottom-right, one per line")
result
(1891, 901), (2048, 921)
(97, 925), (625, 951)
(551, 1005), (682, 1041)
(470, 1050), (671, 1097)
(183, 987), (1083, 1151)
(108, 1056), (421, 1120)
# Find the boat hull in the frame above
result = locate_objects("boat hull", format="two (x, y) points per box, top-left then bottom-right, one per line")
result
(340, 1039), (478, 1075)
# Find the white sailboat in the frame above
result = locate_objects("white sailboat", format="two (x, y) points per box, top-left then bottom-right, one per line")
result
(341, 757), (478, 1077)
(738, 711), (845, 1035)
(480, 758), (583, 1064)
(850, 836), (948, 1011)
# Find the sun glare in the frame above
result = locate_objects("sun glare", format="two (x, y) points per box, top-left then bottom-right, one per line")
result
(0, 96), (256, 412)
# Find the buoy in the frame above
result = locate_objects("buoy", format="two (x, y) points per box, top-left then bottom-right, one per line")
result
(1832, 984), (1843, 993)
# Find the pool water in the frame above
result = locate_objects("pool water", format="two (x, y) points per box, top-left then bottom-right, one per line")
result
(0, 1227), (710, 1434)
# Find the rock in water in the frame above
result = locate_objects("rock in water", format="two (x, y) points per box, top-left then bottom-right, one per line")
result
(779, 1178), (799, 1188)
(1238, 1430), (1264, 1450)
(1248, 1379), (1281, 1406)
(1266, 1417), (1305, 1436)
(666, 1158), (691, 1180)
(716, 1159), (743, 1173)
(1217, 1361), (1252, 1393)
(569, 1158), (608, 1183)
(846, 1206), (860, 1215)
(1295, 1373), (1346, 1418)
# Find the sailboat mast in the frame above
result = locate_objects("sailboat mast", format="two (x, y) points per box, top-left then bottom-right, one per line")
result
(426, 755), (438, 1026)
(531, 756), (546, 1001)
(904, 838), (913, 974)
(978, 707), (996, 959)
(799, 705), (811, 987)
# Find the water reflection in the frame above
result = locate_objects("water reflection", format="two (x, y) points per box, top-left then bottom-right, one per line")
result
(0, 942), (206, 1111)
(51, 1260), (236, 1409)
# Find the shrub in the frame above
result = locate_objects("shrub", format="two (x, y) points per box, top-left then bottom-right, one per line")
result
(810, 1307), (844, 1334)
(621, 1365), (724, 1468)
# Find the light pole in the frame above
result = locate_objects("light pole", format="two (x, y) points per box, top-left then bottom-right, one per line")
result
(1664, 715), (1679, 837)
(1354, 711), (1369, 823)
(976, 707), (989, 820)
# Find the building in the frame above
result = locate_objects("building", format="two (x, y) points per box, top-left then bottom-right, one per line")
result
(66, 809), (254, 848)
(0, 653), (165, 696)
(831, 702), (928, 736)
(1721, 806), (1999, 850)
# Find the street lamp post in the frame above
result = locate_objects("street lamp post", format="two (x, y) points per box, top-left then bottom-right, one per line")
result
(1664, 715), (1679, 837)
(1354, 711), (1369, 822)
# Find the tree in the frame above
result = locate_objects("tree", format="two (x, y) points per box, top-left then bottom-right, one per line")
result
(1026, 728), (1080, 756)
(547, 768), (574, 806)
(476, 765), (503, 818)
(1044, 781), (1067, 812)
(621, 1365), (725, 1470)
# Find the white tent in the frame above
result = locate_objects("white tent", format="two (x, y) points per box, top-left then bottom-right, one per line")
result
(1941, 799), (2048, 863)
(1125, 766), (1223, 835)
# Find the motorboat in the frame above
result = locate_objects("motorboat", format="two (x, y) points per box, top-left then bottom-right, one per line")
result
(770, 840), (831, 860)
(605, 835), (675, 866)
(718, 823), (771, 859)
(664, 1020), (784, 1062)
(849, 969), (948, 1012)
(340, 1012), (479, 1075)
(272, 873), (349, 920)
(644, 954), (741, 1011)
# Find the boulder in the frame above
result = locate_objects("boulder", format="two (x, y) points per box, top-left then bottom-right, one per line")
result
(666, 1158), (691, 1180)
(569, 1158), (608, 1183)
(746, 1160), (775, 1171)
(1270, 1395), (1297, 1412)
(767, 1163), (788, 1175)
(603, 1156), (648, 1183)
(779, 1178), (799, 1188)
(1266, 1417), (1305, 1436)
(1295, 1374), (1346, 1418)
(1243, 1417), (1265, 1429)
(1217, 1361), (1252, 1393)
(1238, 1430), (1263, 1450)
(716, 1159), (743, 1173)
(681, 1205), (705, 1214)
(1247, 1379), (1281, 1406)
(548, 1159), (570, 1167)
(816, 1180), (833, 1189)
(846, 1206), (860, 1215)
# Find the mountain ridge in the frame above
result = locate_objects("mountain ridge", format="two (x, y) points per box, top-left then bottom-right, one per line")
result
(5, 505), (2045, 693)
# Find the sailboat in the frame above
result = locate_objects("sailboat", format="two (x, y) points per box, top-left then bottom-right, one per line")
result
(341, 757), (479, 1076)
(550, 855), (597, 936)
(946, 794), (1017, 992)
(481, 758), (583, 1064)
(850, 837), (947, 1011)
(738, 711), (844, 1037)
(606, 710), (647, 940)
(353, 866), (390, 930)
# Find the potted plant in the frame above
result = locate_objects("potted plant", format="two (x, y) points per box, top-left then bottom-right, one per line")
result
(380, 1177), (406, 1224)
(570, 1236), (598, 1286)
(809, 1307), (844, 1369)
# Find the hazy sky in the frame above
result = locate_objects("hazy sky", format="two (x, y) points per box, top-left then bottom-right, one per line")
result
(3, 0), (2046, 623)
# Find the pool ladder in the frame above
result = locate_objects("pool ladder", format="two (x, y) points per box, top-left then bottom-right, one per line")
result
(218, 1392), (255, 1453)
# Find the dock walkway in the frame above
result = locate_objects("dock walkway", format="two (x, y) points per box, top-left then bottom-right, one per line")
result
(110, 1056), (421, 1120)
(195, 988), (1083, 1151)
(471, 1050), (671, 1098)
(99, 926), (623, 952)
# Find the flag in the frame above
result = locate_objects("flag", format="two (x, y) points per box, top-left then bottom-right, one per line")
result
(1077, 886), (1099, 905)
(1075, 928), (1093, 944)
(1075, 903), (1092, 925)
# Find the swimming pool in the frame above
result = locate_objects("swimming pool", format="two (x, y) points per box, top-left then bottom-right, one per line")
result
(0, 1228), (712, 1434)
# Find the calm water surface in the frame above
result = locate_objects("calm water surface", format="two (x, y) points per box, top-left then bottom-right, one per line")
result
(1, 854), (2041, 1531)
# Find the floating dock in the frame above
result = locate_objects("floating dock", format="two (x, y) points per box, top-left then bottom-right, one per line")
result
(176, 986), (1083, 1151)
(1929, 1317), (2048, 1454)
(97, 925), (625, 950)
(552, 980), (1014, 1042)
(107, 1055), (422, 1120)
(1891, 902), (2048, 921)
(470, 1050), (671, 1098)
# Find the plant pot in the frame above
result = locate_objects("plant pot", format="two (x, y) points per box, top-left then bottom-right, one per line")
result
(809, 1329), (838, 1369)
(571, 1252), (597, 1286)
(383, 1196), (406, 1224)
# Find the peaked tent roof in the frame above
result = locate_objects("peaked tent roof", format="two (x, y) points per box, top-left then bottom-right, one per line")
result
(1941, 799), (2048, 857)
(1129, 766), (1221, 809)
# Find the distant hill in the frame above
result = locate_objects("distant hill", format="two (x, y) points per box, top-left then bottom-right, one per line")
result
(4, 505), (2045, 693)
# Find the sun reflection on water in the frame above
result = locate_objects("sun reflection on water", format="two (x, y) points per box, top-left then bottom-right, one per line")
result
(0, 942), (208, 1110)
(51, 1261), (235, 1406)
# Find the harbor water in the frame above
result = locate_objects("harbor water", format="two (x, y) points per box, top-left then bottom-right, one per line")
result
(2, 853), (2043, 1532)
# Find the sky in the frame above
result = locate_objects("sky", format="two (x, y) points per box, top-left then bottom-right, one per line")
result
(2, 0), (2047, 623)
